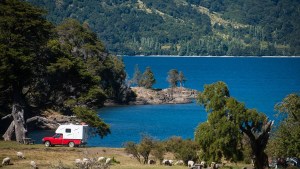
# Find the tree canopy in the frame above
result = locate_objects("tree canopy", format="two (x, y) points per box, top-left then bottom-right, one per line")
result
(268, 94), (300, 157)
(28, 0), (300, 56)
(139, 67), (156, 89)
(0, 0), (133, 141)
(196, 81), (272, 169)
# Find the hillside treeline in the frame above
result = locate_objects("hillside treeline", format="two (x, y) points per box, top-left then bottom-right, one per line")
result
(28, 0), (300, 56)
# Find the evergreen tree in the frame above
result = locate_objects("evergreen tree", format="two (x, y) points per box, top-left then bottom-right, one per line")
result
(167, 69), (179, 88)
(178, 71), (186, 87)
(140, 67), (156, 89)
(0, 0), (53, 142)
(132, 64), (142, 87)
(0, 1), (133, 141)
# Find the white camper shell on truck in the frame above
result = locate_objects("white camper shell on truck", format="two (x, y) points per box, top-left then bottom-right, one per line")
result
(42, 124), (88, 147)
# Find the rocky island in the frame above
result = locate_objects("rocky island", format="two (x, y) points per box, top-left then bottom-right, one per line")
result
(128, 87), (199, 105)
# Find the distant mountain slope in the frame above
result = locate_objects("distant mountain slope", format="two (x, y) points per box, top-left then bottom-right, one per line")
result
(28, 0), (300, 56)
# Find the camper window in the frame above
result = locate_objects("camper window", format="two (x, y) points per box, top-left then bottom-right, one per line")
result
(66, 129), (71, 133)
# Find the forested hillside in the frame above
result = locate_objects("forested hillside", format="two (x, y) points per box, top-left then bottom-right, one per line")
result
(28, 0), (300, 56)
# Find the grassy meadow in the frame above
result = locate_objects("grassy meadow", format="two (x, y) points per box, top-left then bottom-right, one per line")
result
(0, 141), (186, 169)
(0, 141), (251, 169)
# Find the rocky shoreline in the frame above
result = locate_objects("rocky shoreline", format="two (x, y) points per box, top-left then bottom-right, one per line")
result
(128, 87), (199, 105)
(35, 87), (199, 130)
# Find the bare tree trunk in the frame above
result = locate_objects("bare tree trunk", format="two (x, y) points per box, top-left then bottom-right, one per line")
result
(2, 121), (15, 141)
(11, 103), (27, 143)
(243, 121), (273, 169)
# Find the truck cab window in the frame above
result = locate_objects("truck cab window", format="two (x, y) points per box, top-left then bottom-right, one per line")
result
(54, 134), (61, 138)
(66, 129), (71, 133)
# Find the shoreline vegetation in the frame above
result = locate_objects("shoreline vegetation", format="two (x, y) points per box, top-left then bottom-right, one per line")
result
(120, 55), (300, 58)
(106, 87), (198, 106)
(30, 87), (199, 130)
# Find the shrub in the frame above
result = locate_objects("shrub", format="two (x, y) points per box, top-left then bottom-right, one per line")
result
(164, 137), (198, 164)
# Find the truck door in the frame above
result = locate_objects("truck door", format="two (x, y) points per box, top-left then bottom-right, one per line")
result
(52, 133), (63, 145)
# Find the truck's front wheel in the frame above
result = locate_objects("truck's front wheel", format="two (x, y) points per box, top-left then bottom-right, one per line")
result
(45, 141), (51, 147)
(68, 142), (75, 147)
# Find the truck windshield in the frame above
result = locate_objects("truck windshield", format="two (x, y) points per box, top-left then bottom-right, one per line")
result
(53, 134), (61, 138)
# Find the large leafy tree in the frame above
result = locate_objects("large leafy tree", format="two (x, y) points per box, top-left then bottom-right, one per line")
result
(0, 0), (53, 142)
(45, 19), (111, 137)
(268, 93), (300, 157)
(195, 81), (273, 169)
(0, 1), (126, 141)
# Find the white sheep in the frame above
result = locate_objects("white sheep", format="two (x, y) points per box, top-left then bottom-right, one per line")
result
(188, 160), (195, 167)
(175, 160), (184, 165)
(211, 162), (216, 169)
(17, 151), (25, 159)
(75, 159), (82, 166)
(105, 158), (112, 165)
(82, 158), (90, 166)
(2, 157), (10, 165)
(216, 163), (223, 168)
(97, 156), (106, 163)
(30, 160), (38, 169)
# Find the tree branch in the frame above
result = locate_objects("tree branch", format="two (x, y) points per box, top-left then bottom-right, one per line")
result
(1, 114), (12, 120)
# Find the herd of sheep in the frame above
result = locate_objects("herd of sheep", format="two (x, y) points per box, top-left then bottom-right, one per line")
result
(2, 151), (224, 169)
(2, 152), (38, 168)
(158, 159), (223, 169)
(1, 152), (113, 169)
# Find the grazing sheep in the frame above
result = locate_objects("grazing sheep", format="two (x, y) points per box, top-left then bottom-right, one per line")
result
(148, 159), (156, 165)
(2, 157), (10, 165)
(211, 162), (216, 169)
(216, 163), (223, 168)
(17, 152), (25, 159)
(97, 156), (106, 163)
(75, 159), (82, 166)
(188, 160), (195, 167)
(175, 160), (184, 165)
(82, 158), (90, 166)
(30, 161), (38, 169)
(105, 158), (112, 165)
(162, 159), (172, 166)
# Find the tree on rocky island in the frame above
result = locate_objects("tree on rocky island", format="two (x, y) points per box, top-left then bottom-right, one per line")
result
(178, 71), (186, 87)
(167, 69), (179, 88)
(167, 69), (187, 88)
(195, 81), (273, 169)
(131, 64), (142, 87)
(139, 67), (156, 89)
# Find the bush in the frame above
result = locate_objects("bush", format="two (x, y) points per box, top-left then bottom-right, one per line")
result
(164, 137), (198, 164)
(124, 134), (156, 164)
(151, 142), (166, 164)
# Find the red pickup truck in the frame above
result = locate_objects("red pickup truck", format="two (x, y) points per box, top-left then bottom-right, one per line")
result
(42, 124), (88, 147)
(42, 133), (83, 147)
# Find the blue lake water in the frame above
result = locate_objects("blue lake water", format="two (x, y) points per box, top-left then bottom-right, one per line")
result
(30, 56), (300, 147)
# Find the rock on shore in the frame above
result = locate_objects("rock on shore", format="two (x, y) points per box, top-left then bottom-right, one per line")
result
(129, 87), (199, 105)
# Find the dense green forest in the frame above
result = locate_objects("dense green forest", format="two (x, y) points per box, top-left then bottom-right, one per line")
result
(0, 0), (134, 139)
(27, 0), (300, 56)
